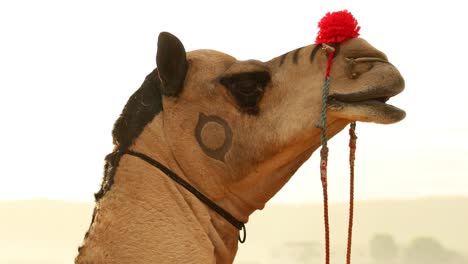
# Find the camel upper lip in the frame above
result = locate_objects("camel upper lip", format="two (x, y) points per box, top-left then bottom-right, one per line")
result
(328, 87), (401, 104)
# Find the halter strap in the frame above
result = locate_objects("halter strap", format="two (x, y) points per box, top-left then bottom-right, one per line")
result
(117, 150), (247, 243)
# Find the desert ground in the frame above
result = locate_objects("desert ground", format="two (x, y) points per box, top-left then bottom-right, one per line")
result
(1, 197), (467, 264)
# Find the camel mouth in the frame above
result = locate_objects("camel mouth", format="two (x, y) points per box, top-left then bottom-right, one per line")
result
(327, 87), (406, 124)
(327, 86), (402, 102)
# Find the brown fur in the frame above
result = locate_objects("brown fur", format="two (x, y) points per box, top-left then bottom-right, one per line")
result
(76, 33), (405, 264)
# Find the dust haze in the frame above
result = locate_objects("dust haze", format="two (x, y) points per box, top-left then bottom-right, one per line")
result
(1, 197), (467, 264)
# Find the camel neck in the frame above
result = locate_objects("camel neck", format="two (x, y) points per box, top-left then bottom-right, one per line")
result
(127, 117), (242, 262)
(121, 150), (245, 234)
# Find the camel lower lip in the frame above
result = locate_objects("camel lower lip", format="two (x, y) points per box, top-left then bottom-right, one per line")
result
(328, 99), (406, 122)
(329, 99), (404, 112)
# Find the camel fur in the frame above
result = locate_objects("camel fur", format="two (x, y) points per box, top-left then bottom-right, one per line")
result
(75, 32), (405, 264)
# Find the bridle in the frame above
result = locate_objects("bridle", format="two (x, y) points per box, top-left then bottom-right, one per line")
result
(318, 38), (391, 264)
(318, 43), (361, 264)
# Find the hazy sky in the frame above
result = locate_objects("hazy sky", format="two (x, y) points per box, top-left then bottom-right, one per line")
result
(1, 0), (467, 203)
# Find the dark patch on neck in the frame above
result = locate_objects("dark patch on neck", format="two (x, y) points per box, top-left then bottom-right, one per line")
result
(94, 68), (163, 201)
(279, 52), (288, 66)
(95, 69), (163, 199)
(112, 68), (163, 151)
(292, 47), (302, 64)
(81, 71), (164, 250)
(310, 44), (321, 63)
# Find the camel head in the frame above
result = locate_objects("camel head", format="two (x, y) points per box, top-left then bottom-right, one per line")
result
(113, 31), (405, 217)
(76, 31), (407, 264)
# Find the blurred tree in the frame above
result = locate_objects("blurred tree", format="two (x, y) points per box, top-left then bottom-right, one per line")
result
(272, 241), (321, 263)
(445, 250), (468, 264)
(369, 233), (398, 263)
(403, 237), (447, 264)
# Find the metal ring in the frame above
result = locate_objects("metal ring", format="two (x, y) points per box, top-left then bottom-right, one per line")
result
(238, 223), (247, 243)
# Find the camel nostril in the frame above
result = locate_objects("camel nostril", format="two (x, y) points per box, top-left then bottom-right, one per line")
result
(345, 57), (387, 79)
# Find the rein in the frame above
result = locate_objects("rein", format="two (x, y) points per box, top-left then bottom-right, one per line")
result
(318, 46), (358, 264)
(315, 10), (361, 264)
(114, 150), (247, 243)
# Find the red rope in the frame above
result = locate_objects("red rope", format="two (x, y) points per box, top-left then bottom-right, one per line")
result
(346, 122), (357, 264)
(320, 46), (357, 264)
(320, 123), (357, 264)
(320, 147), (330, 264)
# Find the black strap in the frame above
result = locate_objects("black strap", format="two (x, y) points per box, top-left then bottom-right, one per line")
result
(120, 150), (247, 243)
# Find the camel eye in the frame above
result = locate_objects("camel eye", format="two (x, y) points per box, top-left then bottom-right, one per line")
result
(220, 71), (270, 89)
(220, 71), (271, 115)
(232, 79), (261, 95)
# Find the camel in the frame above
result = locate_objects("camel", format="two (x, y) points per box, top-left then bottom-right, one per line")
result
(75, 32), (405, 264)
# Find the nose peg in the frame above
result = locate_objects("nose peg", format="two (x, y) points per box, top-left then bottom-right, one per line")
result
(345, 58), (359, 79)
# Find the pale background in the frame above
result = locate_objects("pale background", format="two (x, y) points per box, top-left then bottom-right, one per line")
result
(1, 0), (466, 203)
(1, 1), (468, 264)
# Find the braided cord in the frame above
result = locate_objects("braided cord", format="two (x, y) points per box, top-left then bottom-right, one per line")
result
(320, 78), (330, 148)
(319, 50), (334, 264)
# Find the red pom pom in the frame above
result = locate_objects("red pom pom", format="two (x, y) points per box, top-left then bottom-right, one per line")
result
(316, 10), (360, 44)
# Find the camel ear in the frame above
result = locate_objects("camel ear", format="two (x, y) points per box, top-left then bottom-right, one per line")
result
(156, 32), (188, 96)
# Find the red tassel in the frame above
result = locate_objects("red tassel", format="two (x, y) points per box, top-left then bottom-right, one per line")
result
(316, 10), (360, 44)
